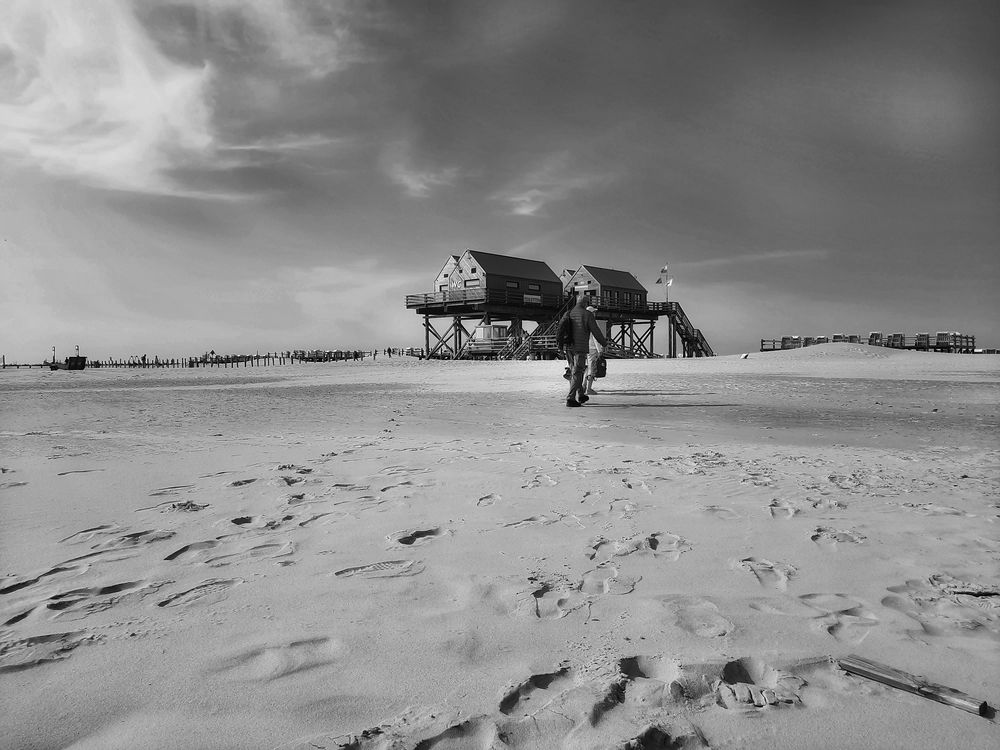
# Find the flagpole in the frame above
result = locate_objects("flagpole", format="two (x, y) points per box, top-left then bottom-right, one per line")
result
(656, 263), (671, 357)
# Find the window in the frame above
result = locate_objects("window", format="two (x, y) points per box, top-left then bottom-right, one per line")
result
(527, 283), (540, 291)
(439, 284), (447, 291)
(505, 281), (519, 289)
(443, 273), (449, 278)
(470, 267), (478, 274)
(464, 279), (481, 288)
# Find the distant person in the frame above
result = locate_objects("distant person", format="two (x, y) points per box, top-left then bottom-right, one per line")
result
(562, 293), (606, 407)
(583, 305), (605, 395)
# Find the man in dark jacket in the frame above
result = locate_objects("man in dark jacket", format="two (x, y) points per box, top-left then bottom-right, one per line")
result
(562, 293), (607, 407)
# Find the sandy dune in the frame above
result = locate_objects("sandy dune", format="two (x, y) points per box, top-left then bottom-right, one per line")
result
(1, 345), (998, 749)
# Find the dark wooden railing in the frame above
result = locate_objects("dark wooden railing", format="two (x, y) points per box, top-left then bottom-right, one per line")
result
(405, 288), (670, 315)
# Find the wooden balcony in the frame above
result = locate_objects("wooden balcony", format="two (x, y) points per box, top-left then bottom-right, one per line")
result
(405, 289), (668, 318)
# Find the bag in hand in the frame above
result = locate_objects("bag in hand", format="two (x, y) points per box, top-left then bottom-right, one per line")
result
(593, 356), (607, 379)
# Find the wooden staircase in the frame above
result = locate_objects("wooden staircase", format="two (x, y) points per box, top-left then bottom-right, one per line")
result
(498, 296), (575, 360)
(666, 302), (714, 357)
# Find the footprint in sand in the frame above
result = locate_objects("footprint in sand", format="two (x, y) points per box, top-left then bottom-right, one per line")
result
(213, 636), (344, 681)
(520, 579), (586, 619)
(667, 597), (734, 638)
(0, 562), (93, 596)
(607, 498), (640, 519)
(579, 563), (640, 596)
(716, 657), (805, 709)
(379, 465), (432, 477)
(228, 478), (257, 487)
(734, 558), (797, 591)
(503, 515), (555, 528)
(586, 532), (690, 562)
(499, 665), (575, 716)
(799, 593), (880, 643)
(0, 631), (99, 672)
(701, 505), (742, 521)
(620, 477), (652, 493)
(45, 580), (171, 620)
(476, 493), (500, 507)
(148, 484), (196, 497)
(334, 560), (424, 579)
(92, 529), (176, 550)
(882, 575), (1000, 640)
(164, 540), (222, 562)
(767, 499), (801, 519)
(522, 473), (558, 489)
(157, 578), (242, 608)
(750, 593), (879, 643)
(809, 496), (847, 510)
(810, 526), (866, 550)
(137, 499), (209, 513)
(297, 512), (339, 527)
(203, 541), (296, 567)
(58, 524), (125, 544)
(900, 502), (971, 517)
(0, 481), (28, 490)
(387, 528), (444, 547)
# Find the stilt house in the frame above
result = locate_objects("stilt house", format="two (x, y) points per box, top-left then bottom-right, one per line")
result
(562, 265), (649, 309)
(443, 249), (563, 300)
(405, 253), (713, 359)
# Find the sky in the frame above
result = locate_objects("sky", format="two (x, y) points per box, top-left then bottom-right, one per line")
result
(1, 0), (998, 360)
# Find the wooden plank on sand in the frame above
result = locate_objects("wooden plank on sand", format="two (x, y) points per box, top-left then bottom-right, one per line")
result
(839, 654), (993, 718)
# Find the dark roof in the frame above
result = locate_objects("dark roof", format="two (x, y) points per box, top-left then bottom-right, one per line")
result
(579, 265), (647, 292)
(468, 250), (561, 283)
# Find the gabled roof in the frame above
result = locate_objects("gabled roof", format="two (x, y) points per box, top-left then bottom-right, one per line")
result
(434, 255), (460, 278)
(467, 250), (561, 283)
(578, 265), (647, 292)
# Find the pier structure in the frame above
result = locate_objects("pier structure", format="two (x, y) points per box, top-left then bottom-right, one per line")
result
(405, 250), (713, 359)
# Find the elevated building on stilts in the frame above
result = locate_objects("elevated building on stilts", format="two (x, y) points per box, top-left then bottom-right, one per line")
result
(405, 250), (713, 359)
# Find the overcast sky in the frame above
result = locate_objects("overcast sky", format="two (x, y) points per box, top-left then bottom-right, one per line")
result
(2, 0), (997, 360)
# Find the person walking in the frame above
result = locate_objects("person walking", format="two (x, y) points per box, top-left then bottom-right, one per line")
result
(562, 293), (606, 407)
(583, 305), (605, 396)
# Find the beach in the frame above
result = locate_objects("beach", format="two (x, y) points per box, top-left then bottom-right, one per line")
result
(1, 345), (998, 749)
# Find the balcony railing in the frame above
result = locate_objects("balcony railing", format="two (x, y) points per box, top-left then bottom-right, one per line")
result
(405, 288), (669, 314)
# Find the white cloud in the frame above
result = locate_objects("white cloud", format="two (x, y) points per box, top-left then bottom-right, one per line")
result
(199, 0), (359, 78)
(380, 140), (458, 197)
(0, 1), (365, 196)
(0, 0), (217, 195)
(493, 153), (616, 216)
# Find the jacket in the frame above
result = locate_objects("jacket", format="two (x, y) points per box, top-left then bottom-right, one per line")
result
(567, 305), (606, 354)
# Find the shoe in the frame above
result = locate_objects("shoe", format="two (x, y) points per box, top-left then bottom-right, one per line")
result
(578, 394), (589, 404)
(566, 399), (581, 407)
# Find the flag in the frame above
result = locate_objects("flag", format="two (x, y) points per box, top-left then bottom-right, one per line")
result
(655, 277), (663, 284)
(659, 264), (669, 273)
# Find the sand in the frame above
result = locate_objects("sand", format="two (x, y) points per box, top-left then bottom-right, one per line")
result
(1, 344), (998, 749)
